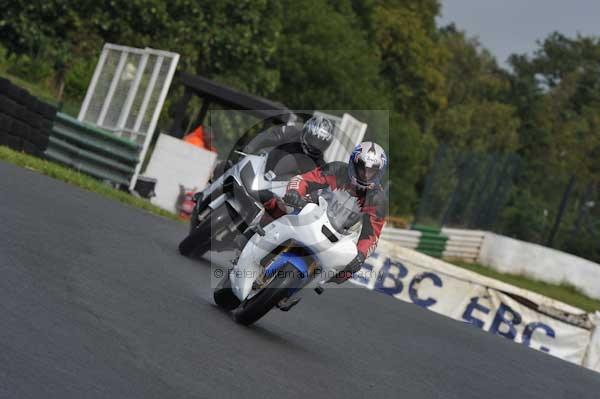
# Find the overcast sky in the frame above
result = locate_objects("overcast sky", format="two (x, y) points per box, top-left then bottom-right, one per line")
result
(437, 0), (600, 68)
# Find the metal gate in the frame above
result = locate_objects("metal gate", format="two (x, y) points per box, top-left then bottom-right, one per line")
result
(78, 43), (180, 189)
(316, 112), (367, 163)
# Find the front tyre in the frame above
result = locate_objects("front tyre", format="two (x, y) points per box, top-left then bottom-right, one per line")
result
(233, 264), (305, 326)
(214, 272), (241, 310)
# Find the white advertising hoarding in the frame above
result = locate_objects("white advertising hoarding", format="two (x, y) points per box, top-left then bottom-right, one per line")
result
(353, 241), (596, 369)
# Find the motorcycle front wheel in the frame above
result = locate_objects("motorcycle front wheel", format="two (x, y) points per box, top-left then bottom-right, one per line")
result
(233, 264), (305, 326)
(214, 272), (241, 311)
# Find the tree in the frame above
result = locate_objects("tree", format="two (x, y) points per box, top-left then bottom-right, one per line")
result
(433, 26), (520, 152)
(497, 33), (600, 258)
(270, 0), (383, 110)
(374, 2), (448, 127)
(507, 33), (600, 183)
(0, 0), (105, 98)
(0, 0), (283, 99)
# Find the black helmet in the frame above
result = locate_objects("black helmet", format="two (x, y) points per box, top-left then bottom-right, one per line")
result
(301, 115), (334, 157)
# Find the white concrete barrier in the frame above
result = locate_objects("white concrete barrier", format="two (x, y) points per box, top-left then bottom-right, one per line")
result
(143, 133), (217, 213)
(380, 227), (420, 249)
(381, 225), (600, 301)
(478, 232), (600, 300)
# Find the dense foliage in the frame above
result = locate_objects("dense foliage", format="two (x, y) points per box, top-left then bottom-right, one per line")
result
(1, 0), (599, 259)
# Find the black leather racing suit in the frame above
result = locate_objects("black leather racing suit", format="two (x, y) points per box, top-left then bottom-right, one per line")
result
(243, 124), (326, 177)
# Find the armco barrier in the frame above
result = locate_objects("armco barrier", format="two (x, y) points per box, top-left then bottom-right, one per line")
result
(45, 113), (141, 186)
(353, 241), (600, 373)
(0, 77), (56, 157)
(380, 227), (420, 249)
(412, 224), (448, 258)
(381, 226), (484, 263)
(441, 227), (485, 262)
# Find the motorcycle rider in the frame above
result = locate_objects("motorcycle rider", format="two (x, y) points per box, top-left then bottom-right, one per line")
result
(270, 141), (388, 285)
(243, 114), (335, 177)
(193, 114), (334, 232)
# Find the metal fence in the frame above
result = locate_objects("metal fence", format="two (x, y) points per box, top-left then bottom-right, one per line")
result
(538, 177), (600, 263)
(415, 144), (600, 263)
(415, 145), (521, 230)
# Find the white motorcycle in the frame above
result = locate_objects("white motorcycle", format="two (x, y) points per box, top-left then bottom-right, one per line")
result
(178, 151), (295, 257)
(213, 189), (362, 325)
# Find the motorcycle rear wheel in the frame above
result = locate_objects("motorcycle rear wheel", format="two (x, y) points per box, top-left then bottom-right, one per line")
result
(233, 264), (305, 326)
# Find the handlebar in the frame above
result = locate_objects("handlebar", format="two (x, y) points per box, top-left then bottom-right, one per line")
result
(282, 197), (308, 209)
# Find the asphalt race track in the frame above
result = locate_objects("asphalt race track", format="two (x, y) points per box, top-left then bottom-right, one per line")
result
(1, 161), (600, 399)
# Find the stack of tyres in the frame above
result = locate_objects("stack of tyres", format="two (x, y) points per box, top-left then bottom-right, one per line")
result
(0, 78), (21, 151)
(0, 77), (57, 158)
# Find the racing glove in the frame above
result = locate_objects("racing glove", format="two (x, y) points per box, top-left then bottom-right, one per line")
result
(329, 253), (366, 284)
(283, 190), (305, 208)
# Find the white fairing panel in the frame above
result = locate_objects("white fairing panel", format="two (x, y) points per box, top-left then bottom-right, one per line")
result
(231, 199), (358, 301)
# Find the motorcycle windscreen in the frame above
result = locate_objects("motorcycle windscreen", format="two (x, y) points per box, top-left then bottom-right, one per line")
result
(232, 166), (263, 224)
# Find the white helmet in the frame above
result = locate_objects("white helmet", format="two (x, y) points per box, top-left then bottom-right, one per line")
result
(348, 142), (387, 189)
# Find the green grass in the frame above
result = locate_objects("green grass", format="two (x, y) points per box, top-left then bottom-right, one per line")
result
(0, 70), (80, 116)
(0, 70), (56, 105)
(0, 51), (80, 115)
(0, 146), (181, 222)
(0, 55), (58, 107)
(449, 260), (600, 312)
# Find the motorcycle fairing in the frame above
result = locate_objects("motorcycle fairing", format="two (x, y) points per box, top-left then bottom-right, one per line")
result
(230, 198), (358, 301)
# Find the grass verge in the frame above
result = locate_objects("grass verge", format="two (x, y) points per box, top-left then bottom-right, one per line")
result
(449, 260), (600, 313)
(0, 146), (181, 222)
(0, 57), (81, 115)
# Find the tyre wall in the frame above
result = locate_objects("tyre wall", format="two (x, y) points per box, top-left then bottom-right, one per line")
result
(0, 77), (57, 158)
